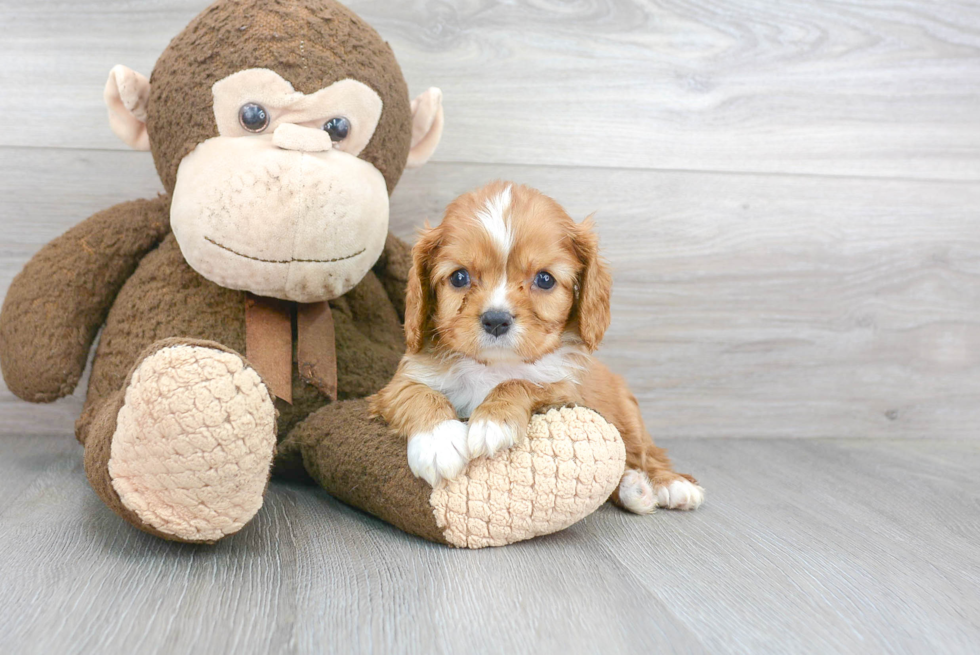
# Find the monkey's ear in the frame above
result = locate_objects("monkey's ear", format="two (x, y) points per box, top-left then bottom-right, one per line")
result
(104, 65), (151, 151)
(406, 88), (444, 169)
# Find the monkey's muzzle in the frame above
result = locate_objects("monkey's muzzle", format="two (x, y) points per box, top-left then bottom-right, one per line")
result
(170, 134), (389, 303)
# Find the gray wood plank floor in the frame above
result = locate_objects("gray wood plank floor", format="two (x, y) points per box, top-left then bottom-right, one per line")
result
(1, 0), (978, 653)
(1, 436), (977, 654)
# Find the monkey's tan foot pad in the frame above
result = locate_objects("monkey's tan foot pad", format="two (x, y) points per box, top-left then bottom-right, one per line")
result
(107, 345), (277, 542)
(431, 406), (626, 549)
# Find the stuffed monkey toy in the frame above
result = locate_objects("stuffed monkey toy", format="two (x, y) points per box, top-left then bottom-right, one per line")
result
(0, 0), (625, 548)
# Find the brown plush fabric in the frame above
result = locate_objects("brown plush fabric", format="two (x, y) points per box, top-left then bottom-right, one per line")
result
(372, 232), (412, 322)
(76, 231), (409, 445)
(0, 196), (170, 403)
(270, 425), (313, 482)
(288, 398), (448, 545)
(147, 0), (412, 196)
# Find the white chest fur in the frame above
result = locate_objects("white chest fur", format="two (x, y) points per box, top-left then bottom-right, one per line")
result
(404, 347), (585, 418)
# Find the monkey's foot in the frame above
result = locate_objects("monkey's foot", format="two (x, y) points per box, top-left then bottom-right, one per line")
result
(107, 344), (277, 542)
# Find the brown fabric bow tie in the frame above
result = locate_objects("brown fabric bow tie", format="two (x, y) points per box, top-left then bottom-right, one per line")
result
(244, 293), (337, 404)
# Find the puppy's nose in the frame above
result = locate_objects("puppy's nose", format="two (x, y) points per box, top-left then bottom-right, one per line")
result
(481, 311), (513, 337)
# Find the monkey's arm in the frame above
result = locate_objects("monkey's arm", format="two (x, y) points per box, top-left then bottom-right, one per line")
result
(0, 196), (171, 402)
(372, 232), (412, 321)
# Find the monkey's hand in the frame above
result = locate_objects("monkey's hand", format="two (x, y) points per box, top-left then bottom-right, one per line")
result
(0, 196), (170, 402)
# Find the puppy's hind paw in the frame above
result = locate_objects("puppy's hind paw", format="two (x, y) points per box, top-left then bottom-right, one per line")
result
(407, 420), (471, 487)
(617, 469), (657, 514)
(617, 470), (706, 513)
(655, 477), (705, 511)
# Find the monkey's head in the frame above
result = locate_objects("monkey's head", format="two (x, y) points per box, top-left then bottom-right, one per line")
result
(104, 0), (444, 302)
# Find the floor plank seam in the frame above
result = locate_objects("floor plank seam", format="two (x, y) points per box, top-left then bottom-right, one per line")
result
(0, 144), (977, 186)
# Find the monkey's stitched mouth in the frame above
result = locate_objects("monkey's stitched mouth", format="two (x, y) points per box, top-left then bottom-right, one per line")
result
(205, 236), (365, 264)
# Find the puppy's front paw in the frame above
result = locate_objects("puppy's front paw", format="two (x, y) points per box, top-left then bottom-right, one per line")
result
(407, 420), (471, 487)
(466, 418), (521, 459)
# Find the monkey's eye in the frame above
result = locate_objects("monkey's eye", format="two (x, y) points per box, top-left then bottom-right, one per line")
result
(239, 103), (270, 133)
(449, 269), (470, 288)
(534, 271), (556, 290)
(323, 117), (351, 142)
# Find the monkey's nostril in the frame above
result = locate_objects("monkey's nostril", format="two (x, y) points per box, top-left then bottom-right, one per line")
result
(481, 311), (513, 337)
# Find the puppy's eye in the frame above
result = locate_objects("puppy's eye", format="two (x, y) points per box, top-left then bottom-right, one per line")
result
(239, 103), (270, 132)
(534, 271), (556, 290)
(449, 269), (470, 288)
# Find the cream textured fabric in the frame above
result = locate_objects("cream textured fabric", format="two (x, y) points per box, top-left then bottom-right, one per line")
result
(430, 406), (626, 548)
(406, 87), (444, 168)
(104, 64), (151, 151)
(170, 134), (389, 303)
(108, 345), (277, 542)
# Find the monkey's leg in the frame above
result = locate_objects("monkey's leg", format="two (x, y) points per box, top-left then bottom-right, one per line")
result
(81, 338), (277, 543)
(283, 399), (626, 549)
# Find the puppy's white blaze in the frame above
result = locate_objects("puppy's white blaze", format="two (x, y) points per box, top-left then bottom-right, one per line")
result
(404, 346), (588, 419)
(476, 185), (513, 255)
(407, 420), (470, 487)
(484, 276), (511, 313)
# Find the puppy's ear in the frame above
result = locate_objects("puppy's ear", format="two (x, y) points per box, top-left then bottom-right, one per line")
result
(404, 222), (442, 353)
(572, 215), (612, 351)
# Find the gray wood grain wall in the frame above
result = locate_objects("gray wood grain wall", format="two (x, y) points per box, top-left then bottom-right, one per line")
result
(1, 0), (978, 439)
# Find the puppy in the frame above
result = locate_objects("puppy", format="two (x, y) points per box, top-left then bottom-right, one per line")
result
(371, 181), (703, 514)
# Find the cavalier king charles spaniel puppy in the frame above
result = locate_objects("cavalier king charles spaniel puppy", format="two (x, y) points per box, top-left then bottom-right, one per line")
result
(371, 182), (703, 514)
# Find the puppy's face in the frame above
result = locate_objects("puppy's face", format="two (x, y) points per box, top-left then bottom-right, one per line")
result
(405, 182), (611, 363)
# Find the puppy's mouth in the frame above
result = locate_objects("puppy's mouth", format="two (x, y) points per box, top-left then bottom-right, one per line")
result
(205, 236), (365, 264)
(476, 329), (522, 360)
